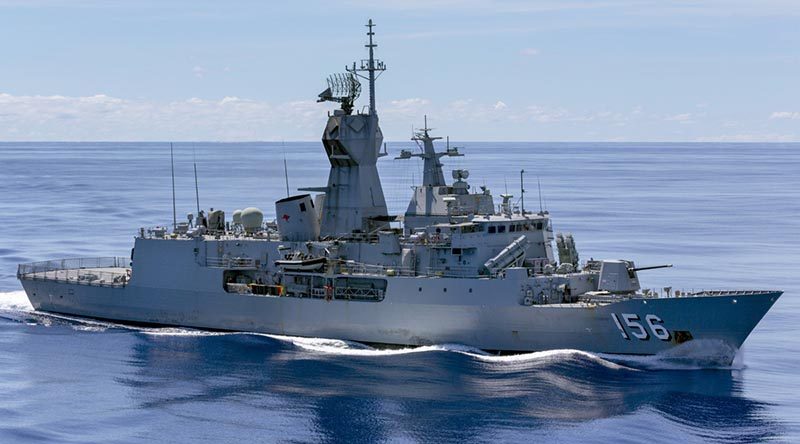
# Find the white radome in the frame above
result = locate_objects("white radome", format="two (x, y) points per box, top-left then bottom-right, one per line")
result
(240, 207), (263, 232)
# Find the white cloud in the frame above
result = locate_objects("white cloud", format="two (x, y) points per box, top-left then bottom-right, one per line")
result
(0, 92), (324, 141)
(665, 113), (692, 122)
(382, 98), (431, 121)
(192, 66), (206, 79)
(349, 0), (800, 17)
(2, 92), (797, 142)
(519, 48), (539, 56)
(695, 133), (797, 142)
(770, 111), (800, 120)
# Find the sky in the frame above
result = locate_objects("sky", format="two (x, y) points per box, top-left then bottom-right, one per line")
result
(0, 0), (798, 142)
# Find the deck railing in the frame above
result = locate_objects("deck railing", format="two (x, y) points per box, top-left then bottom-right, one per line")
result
(18, 257), (129, 275)
(205, 257), (257, 269)
(425, 265), (481, 278)
(17, 257), (130, 288)
(338, 261), (415, 277)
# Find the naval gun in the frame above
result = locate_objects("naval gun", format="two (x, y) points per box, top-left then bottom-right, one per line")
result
(596, 261), (673, 293)
(631, 264), (673, 272)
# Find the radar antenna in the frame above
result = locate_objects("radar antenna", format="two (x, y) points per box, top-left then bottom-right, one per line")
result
(317, 72), (361, 115)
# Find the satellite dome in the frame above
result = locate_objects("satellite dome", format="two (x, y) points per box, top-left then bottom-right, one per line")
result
(240, 207), (264, 233)
(232, 209), (243, 225)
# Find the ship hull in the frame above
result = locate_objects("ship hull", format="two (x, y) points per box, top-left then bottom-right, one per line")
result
(19, 277), (781, 358)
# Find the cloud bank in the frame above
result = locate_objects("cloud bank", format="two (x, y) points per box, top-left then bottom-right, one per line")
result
(0, 92), (796, 142)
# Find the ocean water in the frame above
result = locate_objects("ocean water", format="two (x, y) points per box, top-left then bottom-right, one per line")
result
(0, 141), (798, 443)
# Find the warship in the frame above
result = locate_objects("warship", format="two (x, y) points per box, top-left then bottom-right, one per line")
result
(18, 21), (781, 360)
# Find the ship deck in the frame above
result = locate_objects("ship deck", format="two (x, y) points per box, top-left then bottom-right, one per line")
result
(17, 257), (130, 288)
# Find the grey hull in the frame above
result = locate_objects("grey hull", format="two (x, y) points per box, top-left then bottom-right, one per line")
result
(20, 277), (781, 356)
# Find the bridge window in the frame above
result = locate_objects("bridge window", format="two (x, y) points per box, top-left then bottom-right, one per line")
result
(488, 226), (496, 234)
(498, 225), (506, 233)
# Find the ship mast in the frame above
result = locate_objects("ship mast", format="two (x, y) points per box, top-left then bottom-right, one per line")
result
(347, 19), (384, 117)
(307, 20), (391, 237)
(396, 115), (463, 187)
(346, 20), (386, 161)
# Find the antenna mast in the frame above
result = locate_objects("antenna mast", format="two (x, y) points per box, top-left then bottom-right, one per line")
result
(538, 177), (544, 214)
(366, 19), (377, 115)
(520, 169), (525, 215)
(283, 149), (290, 198)
(170, 142), (177, 231)
(193, 147), (200, 215)
(346, 19), (386, 116)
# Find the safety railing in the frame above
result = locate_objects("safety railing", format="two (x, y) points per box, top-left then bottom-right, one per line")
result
(674, 289), (780, 297)
(334, 286), (385, 302)
(337, 261), (416, 277)
(579, 288), (780, 303)
(17, 257), (130, 288)
(425, 265), (481, 278)
(335, 261), (483, 278)
(18, 257), (129, 275)
(205, 257), (257, 269)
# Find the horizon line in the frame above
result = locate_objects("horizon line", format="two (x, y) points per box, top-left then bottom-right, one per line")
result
(2, 140), (799, 144)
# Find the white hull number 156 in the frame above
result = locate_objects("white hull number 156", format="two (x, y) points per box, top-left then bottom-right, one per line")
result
(610, 313), (671, 341)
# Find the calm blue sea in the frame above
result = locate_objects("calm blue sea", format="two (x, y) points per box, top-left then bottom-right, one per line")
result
(0, 142), (798, 443)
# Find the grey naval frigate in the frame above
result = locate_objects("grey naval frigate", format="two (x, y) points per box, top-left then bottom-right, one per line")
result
(18, 21), (782, 361)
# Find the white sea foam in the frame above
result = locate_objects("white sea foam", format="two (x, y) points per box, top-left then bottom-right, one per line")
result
(0, 291), (33, 312)
(72, 324), (110, 333)
(465, 348), (630, 370)
(260, 334), (628, 369)
(600, 339), (741, 370)
(140, 327), (233, 337)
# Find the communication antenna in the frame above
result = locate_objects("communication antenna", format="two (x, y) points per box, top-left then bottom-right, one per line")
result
(537, 177), (544, 215)
(314, 20), (386, 173)
(193, 145), (200, 215)
(520, 169), (525, 215)
(282, 141), (290, 198)
(170, 142), (177, 231)
(345, 19), (387, 117)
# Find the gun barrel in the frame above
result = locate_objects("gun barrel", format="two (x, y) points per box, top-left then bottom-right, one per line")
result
(631, 264), (673, 272)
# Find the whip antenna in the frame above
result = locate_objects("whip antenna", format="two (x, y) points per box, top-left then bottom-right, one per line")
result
(538, 177), (544, 214)
(170, 142), (177, 231)
(282, 141), (290, 198)
(520, 169), (525, 215)
(193, 145), (200, 214)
